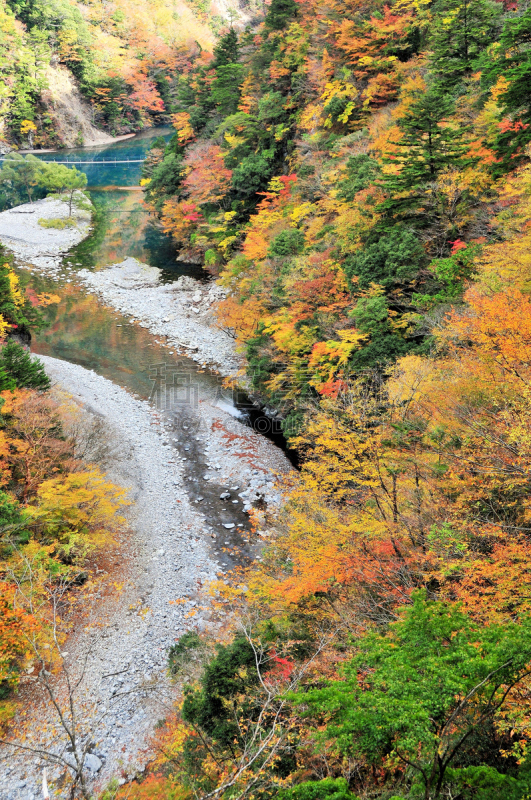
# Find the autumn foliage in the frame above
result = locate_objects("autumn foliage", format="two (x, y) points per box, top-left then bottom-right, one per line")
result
(0, 0), (220, 145)
(0, 258), (129, 731)
(131, 0), (531, 796)
(140, 163), (531, 798)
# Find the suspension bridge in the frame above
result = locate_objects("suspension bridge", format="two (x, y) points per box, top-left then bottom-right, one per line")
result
(0, 157), (145, 165)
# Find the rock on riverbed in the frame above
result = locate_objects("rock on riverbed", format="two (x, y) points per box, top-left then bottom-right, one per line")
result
(0, 196), (91, 275)
(78, 257), (240, 376)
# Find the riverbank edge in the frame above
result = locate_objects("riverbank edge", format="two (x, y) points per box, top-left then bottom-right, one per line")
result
(2, 133), (138, 157)
(1, 347), (291, 798)
(0, 195), (93, 278)
(76, 260), (290, 447)
(0, 197), (284, 440)
(1, 354), (225, 798)
(78, 257), (242, 376)
(17, 133), (136, 154)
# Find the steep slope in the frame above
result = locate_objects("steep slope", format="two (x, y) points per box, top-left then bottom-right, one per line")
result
(42, 64), (115, 147)
(142, 0), (525, 427)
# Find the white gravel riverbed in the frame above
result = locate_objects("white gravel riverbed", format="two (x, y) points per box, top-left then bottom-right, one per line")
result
(0, 197), (91, 274)
(78, 257), (241, 376)
(0, 356), (291, 800)
(1, 356), (217, 798)
(0, 201), (292, 797)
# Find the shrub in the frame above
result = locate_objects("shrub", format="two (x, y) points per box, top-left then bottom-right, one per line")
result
(38, 217), (77, 229)
(268, 228), (305, 258)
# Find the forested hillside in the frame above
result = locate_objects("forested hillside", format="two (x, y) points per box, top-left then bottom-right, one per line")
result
(0, 0), (253, 147)
(144, 0), (531, 428)
(119, 0), (531, 798)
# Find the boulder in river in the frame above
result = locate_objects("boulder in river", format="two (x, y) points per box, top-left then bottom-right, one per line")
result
(84, 753), (102, 773)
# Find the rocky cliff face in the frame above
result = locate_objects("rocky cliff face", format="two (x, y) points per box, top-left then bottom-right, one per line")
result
(41, 64), (115, 148)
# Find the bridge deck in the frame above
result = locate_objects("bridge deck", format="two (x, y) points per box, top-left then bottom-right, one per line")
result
(0, 158), (145, 164)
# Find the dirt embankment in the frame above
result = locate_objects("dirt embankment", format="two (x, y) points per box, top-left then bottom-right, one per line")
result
(41, 64), (115, 148)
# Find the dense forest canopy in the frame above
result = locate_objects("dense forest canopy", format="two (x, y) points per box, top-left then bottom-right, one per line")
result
(139, 0), (531, 433)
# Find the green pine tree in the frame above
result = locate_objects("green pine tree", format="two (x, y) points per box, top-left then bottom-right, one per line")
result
(0, 340), (50, 390)
(0, 153), (47, 205)
(41, 163), (88, 217)
(430, 0), (502, 88)
(211, 63), (246, 116)
(212, 27), (239, 68)
(296, 591), (531, 800)
(264, 0), (298, 31)
(278, 779), (359, 800)
(381, 87), (468, 210)
(0, 368), (15, 392)
(483, 8), (531, 172)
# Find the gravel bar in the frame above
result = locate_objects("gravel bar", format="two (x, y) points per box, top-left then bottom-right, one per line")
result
(0, 356), (291, 799)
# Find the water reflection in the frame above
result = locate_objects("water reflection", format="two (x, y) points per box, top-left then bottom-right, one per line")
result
(30, 273), (226, 401)
(67, 189), (207, 281)
(22, 129), (211, 394)
(29, 271), (293, 459)
(32, 126), (207, 279)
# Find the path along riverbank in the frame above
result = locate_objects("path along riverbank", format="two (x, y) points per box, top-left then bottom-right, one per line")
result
(0, 199), (292, 798)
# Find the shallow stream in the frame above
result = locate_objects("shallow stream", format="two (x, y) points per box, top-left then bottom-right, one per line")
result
(18, 127), (285, 566)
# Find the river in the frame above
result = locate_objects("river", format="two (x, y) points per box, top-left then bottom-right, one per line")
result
(17, 127), (290, 567)
(28, 129), (287, 428)
(30, 126), (213, 391)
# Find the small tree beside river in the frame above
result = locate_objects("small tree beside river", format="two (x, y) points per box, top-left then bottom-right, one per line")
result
(0, 154), (46, 207)
(40, 163), (88, 216)
(0, 154), (89, 215)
